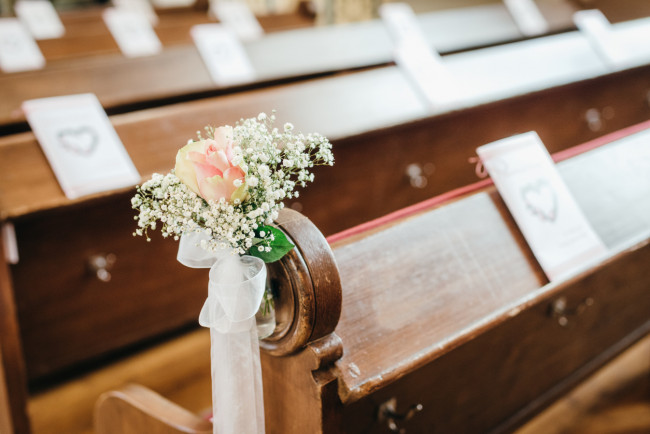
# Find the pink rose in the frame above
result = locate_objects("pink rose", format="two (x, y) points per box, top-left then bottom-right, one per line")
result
(174, 126), (247, 203)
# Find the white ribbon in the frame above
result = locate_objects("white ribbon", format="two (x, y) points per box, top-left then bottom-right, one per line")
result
(178, 231), (266, 434)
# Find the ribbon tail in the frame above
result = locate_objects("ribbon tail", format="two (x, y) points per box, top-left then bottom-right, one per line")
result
(178, 232), (267, 434)
(210, 322), (265, 434)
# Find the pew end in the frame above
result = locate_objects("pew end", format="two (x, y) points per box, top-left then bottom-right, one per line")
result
(95, 126), (650, 433)
(94, 384), (212, 434)
(93, 207), (344, 434)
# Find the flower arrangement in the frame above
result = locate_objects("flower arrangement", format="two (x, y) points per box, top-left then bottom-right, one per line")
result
(131, 112), (334, 262)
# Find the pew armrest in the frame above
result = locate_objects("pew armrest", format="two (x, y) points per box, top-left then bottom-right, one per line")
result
(94, 384), (212, 434)
(261, 208), (342, 356)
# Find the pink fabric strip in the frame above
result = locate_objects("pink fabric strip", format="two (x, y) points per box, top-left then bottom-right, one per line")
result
(551, 119), (650, 162)
(326, 119), (650, 245)
(326, 179), (492, 245)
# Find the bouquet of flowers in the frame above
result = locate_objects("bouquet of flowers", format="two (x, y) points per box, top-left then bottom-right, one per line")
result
(130, 112), (333, 434)
(132, 112), (333, 260)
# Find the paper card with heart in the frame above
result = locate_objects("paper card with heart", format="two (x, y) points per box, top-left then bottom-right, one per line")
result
(0, 18), (45, 73)
(477, 131), (607, 282)
(14, 0), (65, 40)
(103, 7), (162, 58)
(209, 0), (264, 42)
(191, 24), (256, 86)
(22, 94), (141, 200)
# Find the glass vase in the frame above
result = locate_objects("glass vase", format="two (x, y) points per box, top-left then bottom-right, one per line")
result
(255, 279), (275, 339)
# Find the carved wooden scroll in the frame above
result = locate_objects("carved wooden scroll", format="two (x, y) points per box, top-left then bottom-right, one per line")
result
(260, 208), (342, 356)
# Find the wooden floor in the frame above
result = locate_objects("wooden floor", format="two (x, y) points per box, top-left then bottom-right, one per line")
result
(28, 330), (650, 434)
(517, 333), (650, 434)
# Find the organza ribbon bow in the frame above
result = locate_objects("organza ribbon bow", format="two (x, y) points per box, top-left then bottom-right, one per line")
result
(177, 230), (266, 434)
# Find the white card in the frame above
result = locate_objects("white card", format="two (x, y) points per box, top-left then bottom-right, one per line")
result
(113, 0), (158, 26)
(22, 94), (140, 200)
(503, 0), (549, 37)
(14, 0), (65, 40)
(393, 40), (459, 108)
(191, 24), (255, 85)
(0, 18), (45, 73)
(379, 3), (428, 46)
(210, 0), (264, 41)
(574, 9), (625, 69)
(477, 132), (607, 281)
(379, 3), (459, 108)
(151, 0), (195, 7)
(103, 8), (162, 58)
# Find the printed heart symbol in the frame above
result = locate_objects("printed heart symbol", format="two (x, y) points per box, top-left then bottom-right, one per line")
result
(57, 127), (99, 156)
(521, 179), (557, 222)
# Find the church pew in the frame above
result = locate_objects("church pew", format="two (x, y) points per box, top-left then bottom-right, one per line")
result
(576, 0), (650, 23)
(2, 12), (650, 136)
(36, 5), (312, 61)
(0, 1), (586, 132)
(2, 16), (650, 232)
(2, 112), (649, 433)
(95, 384), (211, 434)
(94, 123), (650, 433)
(25, 0), (577, 63)
(17, 0), (650, 67)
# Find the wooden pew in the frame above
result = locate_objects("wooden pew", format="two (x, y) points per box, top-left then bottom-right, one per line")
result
(3, 119), (648, 433)
(31, 0), (650, 63)
(93, 123), (650, 433)
(0, 1), (587, 132)
(575, 0), (650, 23)
(2, 16), (650, 230)
(36, 5), (312, 62)
(3, 13), (650, 137)
(95, 384), (212, 434)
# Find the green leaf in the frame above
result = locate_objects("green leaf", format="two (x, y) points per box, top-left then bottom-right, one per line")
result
(247, 225), (295, 263)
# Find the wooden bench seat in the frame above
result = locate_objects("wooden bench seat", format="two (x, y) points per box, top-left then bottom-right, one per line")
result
(581, 0), (650, 23)
(93, 121), (650, 433)
(2, 17), (650, 231)
(2, 1), (649, 136)
(0, 1), (587, 132)
(36, 5), (312, 62)
(2, 14), (650, 136)
(19, 0), (650, 66)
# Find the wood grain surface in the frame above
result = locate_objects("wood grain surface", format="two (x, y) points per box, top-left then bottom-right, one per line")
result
(10, 195), (208, 381)
(332, 131), (650, 404)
